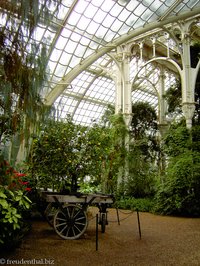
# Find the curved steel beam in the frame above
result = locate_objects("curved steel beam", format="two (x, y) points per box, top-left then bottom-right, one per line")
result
(132, 57), (182, 87)
(46, 8), (200, 105)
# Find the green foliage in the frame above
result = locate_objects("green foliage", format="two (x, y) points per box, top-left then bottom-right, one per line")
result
(0, 157), (32, 250)
(101, 113), (128, 193)
(123, 102), (158, 199)
(191, 125), (200, 152)
(164, 80), (182, 114)
(115, 197), (154, 212)
(100, 104), (115, 127)
(0, 0), (60, 160)
(28, 113), (128, 194)
(125, 142), (157, 198)
(130, 101), (159, 162)
(130, 101), (157, 139)
(27, 102), (157, 200)
(79, 181), (101, 194)
(163, 122), (190, 157)
(28, 118), (87, 191)
(83, 124), (113, 182)
(163, 74), (200, 125)
(1, 1), (61, 34)
(154, 124), (200, 217)
(0, 186), (31, 250)
(81, 112), (128, 194)
(0, 26), (50, 147)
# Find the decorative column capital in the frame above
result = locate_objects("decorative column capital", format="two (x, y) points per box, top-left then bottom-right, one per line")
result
(177, 20), (193, 41)
(182, 102), (195, 129)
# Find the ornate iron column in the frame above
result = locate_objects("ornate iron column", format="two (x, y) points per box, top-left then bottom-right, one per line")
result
(179, 21), (196, 128)
(115, 44), (132, 127)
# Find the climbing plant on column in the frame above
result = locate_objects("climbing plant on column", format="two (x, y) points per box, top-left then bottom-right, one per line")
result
(125, 102), (158, 198)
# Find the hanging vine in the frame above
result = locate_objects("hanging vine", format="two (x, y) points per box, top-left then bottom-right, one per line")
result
(0, 0), (61, 160)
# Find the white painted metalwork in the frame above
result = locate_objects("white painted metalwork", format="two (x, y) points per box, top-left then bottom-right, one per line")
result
(1, 0), (200, 126)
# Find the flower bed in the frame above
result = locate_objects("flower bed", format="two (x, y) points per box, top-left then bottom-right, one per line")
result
(0, 158), (32, 251)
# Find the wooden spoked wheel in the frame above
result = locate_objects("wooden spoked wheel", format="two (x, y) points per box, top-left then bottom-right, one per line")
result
(53, 204), (88, 240)
(44, 202), (59, 227)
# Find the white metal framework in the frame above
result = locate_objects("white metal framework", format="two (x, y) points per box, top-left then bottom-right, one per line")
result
(1, 0), (200, 126)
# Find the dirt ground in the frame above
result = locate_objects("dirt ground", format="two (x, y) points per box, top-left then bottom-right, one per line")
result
(2, 207), (200, 266)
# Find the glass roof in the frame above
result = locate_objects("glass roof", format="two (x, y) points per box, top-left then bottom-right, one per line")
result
(2, 0), (200, 125)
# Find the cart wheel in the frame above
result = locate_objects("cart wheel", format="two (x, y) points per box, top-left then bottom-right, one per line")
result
(54, 204), (88, 240)
(44, 202), (59, 227)
(100, 213), (106, 233)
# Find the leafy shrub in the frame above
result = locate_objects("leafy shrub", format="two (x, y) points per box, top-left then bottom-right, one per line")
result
(153, 123), (200, 217)
(0, 157), (32, 250)
(153, 151), (200, 217)
(115, 197), (154, 212)
(163, 123), (190, 157)
(125, 168), (156, 198)
(0, 187), (31, 250)
(28, 116), (128, 194)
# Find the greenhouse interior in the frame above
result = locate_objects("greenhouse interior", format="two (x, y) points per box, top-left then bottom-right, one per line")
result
(1, 0), (200, 258)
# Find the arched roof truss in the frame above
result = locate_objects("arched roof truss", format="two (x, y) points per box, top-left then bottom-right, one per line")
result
(1, 0), (200, 125)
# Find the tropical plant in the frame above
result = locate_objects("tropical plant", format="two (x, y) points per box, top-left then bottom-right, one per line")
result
(0, 156), (32, 250)
(115, 197), (154, 212)
(130, 101), (157, 140)
(124, 102), (158, 198)
(154, 123), (200, 216)
(163, 121), (190, 157)
(0, 0), (61, 162)
(101, 113), (128, 193)
(28, 117), (109, 192)
(100, 104), (115, 127)
(164, 79), (182, 115)
(163, 70), (200, 126)
(28, 118), (86, 191)
(125, 141), (157, 198)
(27, 111), (128, 195)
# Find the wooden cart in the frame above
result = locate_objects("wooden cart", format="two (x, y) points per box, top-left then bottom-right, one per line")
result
(43, 192), (114, 240)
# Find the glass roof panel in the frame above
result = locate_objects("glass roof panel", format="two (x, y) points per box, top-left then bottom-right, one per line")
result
(73, 102), (106, 125)
(86, 77), (115, 102)
(68, 11), (81, 25)
(2, 0), (200, 126)
(45, 0), (200, 87)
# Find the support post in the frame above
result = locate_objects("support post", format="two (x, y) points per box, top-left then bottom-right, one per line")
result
(114, 44), (132, 188)
(179, 21), (196, 128)
(96, 214), (99, 251)
(116, 208), (120, 225)
(136, 209), (141, 240)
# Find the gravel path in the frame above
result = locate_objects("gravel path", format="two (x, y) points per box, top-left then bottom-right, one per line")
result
(2, 208), (200, 266)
